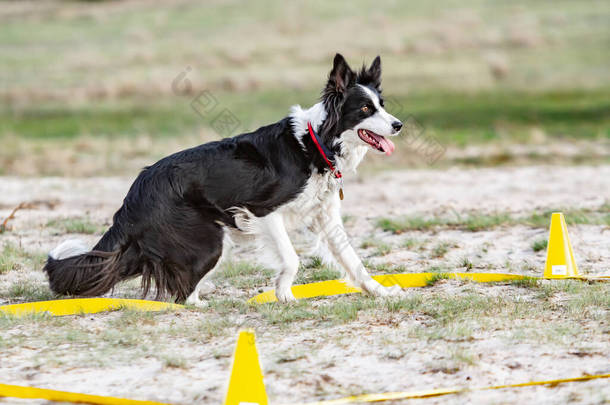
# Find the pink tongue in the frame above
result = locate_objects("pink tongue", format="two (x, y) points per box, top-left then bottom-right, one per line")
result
(376, 135), (395, 156)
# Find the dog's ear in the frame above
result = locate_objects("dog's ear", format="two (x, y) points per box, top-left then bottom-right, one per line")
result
(326, 53), (355, 97)
(368, 55), (382, 88)
(357, 55), (382, 93)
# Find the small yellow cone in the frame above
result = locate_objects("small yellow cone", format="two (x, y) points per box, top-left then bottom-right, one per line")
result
(544, 212), (580, 279)
(224, 330), (268, 405)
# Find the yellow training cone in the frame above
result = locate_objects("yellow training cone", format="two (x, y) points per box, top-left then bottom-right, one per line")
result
(544, 212), (580, 279)
(224, 330), (268, 405)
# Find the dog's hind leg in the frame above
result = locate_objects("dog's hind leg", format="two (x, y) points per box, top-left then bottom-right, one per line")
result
(257, 212), (300, 303)
(185, 257), (222, 307)
(185, 234), (232, 307)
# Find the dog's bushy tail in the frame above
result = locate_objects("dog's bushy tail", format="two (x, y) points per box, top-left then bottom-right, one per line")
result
(44, 223), (195, 301)
(43, 226), (133, 297)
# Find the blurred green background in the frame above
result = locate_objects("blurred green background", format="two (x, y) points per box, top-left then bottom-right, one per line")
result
(1, 0), (609, 176)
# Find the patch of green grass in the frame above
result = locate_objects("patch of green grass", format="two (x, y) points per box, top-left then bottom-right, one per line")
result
(305, 256), (325, 269)
(382, 348), (407, 360)
(3, 281), (56, 302)
(161, 354), (188, 369)
(193, 318), (236, 340)
(257, 296), (385, 325)
(402, 238), (420, 250)
(429, 265), (448, 273)
(450, 348), (478, 366)
(162, 315), (236, 343)
(525, 209), (610, 227)
(317, 299), (367, 323)
(359, 239), (376, 249)
(360, 238), (393, 257)
(275, 348), (307, 364)
(363, 261), (409, 274)
(431, 241), (455, 258)
(0, 312), (69, 329)
(376, 216), (445, 233)
(376, 213), (514, 233)
(457, 257), (474, 271)
(520, 260), (538, 272)
(296, 266), (342, 284)
(461, 213), (513, 232)
(296, 256), (342, 284)
(342, 215), (354, 224)
(425, 273), (450, 286)
(505, 277), (540, 289)
(205, 297), (250, 315)
(100, 329), (142, 348)
(409, 322), (475, 343)
(564, 283), (610, 320)
(2, 101), (203, 140)
(257, 301), (316, 325)
(4, 89), (610, 144)
(419, 294), (504, 326)
(0, 243), (46, 274)
(0, 243), (23, 274)
(531, 238), (548, 252)
(383, 295), (424, 312)
(108, 309), (158, 329)
(213, 261), (274, 289)
(373, 243), (393, 257)
(214, 261), (266, 279)
(401, 90), (610, 146)
(508, 321), (582, 345)
(377, 206), (610, 234)
(47, 217), (101, 235)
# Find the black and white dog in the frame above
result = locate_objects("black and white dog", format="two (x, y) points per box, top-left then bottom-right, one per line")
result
(44, 54), (404, 305)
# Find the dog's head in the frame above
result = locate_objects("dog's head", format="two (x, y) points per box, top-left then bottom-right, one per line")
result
(321, 54), (402, 156)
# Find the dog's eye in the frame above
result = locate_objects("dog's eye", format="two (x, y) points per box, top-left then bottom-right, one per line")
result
(361, 106), (369, 113)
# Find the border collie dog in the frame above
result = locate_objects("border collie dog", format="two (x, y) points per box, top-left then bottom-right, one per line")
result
(44, 54), (404, 305)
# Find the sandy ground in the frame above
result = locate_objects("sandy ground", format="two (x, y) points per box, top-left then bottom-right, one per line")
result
(0, 165), (609, 404)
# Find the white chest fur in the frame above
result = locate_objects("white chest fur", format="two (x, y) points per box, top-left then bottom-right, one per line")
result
(278, 172), (339, 230)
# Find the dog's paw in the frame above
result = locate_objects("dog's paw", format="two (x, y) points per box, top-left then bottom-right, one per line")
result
(275, 288), (297, 303)
(185, 296), (208, 308)
(363, 280), (404, 297)
(377, 285), (405, 297)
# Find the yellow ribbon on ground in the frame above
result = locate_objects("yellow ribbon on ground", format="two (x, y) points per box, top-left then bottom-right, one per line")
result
(296, 373), (610, 405)
(250, 272), (610, 304)
(0, 298), (182, 317)
(0, 383), (169, 405)
(249, 272), (529, 304)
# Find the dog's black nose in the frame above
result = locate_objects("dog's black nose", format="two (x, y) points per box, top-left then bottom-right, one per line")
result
(392, 121), (403, 132)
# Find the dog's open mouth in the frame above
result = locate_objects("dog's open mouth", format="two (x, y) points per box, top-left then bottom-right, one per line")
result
(357, 129), (395, 156)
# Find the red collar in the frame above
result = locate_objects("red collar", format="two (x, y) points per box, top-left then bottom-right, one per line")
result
(307, 122), (342, 179)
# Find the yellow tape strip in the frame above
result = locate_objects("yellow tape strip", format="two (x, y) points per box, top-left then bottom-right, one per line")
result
(0, 298), (182, 317)
(573, 275), (610, 280)
(249, 272), (530, 304)
(296, 373), (610, 405)
(0, 383), (169, 405)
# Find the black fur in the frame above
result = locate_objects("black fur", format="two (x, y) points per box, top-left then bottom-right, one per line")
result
(319, 54), (385, 156)
(44, 54), (388, 302)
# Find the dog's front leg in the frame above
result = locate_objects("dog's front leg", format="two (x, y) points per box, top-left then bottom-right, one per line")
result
(314, 196), (402, 297)
(258, 212), (300, 303)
